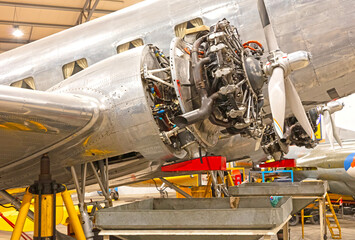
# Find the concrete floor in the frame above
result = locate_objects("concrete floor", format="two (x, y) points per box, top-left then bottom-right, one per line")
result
(288, 217), (355, 240)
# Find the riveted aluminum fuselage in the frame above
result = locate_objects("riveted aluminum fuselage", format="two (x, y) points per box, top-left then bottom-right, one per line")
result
(0, 46), (176, 188)
(0, 0), (354, 189)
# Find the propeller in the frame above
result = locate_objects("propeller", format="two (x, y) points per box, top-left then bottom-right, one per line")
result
(318, 101), (344, 148)
(258, 0), (314, 140)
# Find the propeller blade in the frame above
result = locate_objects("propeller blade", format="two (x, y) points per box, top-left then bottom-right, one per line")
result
(268, 67), (285, 138)
(257, 0), (279, 52)
(323, 110), (335, 149)
(329, 113), (342, 147)
(284, 77), (315, 140)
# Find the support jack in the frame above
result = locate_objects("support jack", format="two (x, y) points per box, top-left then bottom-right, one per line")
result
(11, 154), (86, 240)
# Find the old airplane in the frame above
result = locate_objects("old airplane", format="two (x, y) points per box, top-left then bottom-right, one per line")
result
(0, 0), (354, 238)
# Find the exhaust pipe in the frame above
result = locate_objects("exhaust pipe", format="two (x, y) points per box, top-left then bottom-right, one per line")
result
(175, 35), (219, 128)
(175, 93), (218, 127)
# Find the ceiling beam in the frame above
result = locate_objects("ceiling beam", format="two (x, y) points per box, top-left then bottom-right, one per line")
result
(0, 38), (33, 44)
(76, 0), (101, 25)
(0, 1), (114, 14)
(87, 0), (101, 22)
(76, 0), (91, 25)
(0, 20), (73, 29)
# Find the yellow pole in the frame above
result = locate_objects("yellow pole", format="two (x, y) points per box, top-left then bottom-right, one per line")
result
(34, 194), (54, 238)
(11, 190), (33, 240)
(227, 172), (235, 187)
(204, 173), (212, 198)
(61, 189), (86, 240)
(301, 209), (304, 239)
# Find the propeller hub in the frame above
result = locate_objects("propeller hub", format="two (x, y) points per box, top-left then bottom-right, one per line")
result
(317, 101), (344, 115)
(264, 50), (311, 77)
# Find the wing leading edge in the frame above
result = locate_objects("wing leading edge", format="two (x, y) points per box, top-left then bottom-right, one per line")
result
(0, 85), (100, 170)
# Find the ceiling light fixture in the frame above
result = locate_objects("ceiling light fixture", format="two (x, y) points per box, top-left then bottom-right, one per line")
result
(12, 25), (24, 37)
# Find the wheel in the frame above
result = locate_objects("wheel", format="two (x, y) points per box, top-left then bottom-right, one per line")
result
(343, 206), (352, 215)
(110, 190), (119, 200)
(309, 211), (320, 224)
(289, 214), (299, 226)
(276, 229), (283, 240)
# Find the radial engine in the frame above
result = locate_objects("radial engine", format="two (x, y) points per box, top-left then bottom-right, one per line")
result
(140, 19), (316, 160)
(141, 19), (266, 159)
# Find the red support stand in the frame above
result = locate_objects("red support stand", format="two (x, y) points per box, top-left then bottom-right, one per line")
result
(259, 159), (296, 168)
(161, 156), (226, 172)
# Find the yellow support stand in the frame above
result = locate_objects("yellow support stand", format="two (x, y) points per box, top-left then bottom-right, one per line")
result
(34, 194), (54, 238)
(10, 190), (33, 240)
(203, 173), (213, 198)
(10, 188), (86, 240)
(10, 154), (86, 240)
(62, 189), (86, 240)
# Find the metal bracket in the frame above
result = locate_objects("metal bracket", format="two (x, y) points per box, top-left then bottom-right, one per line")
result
(159, 178), (192, 198)
(143, 64), (174, 88)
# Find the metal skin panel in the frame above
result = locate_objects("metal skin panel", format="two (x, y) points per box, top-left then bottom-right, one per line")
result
(0, 46), (174, 189)
(49, 46), (173, 163)
(0, 0), (354, 189)
(0, 0), (240, 90)
(170, 38), (192, 114)
(0, 0), (353, 108)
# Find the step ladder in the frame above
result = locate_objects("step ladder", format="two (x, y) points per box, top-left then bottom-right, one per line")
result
(325, 193), (342, 239)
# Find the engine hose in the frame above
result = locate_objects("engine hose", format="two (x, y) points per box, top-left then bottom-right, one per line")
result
(175, 35), (222, 127)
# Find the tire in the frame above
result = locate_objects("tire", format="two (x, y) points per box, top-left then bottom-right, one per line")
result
(110, 191), (119, 200)
(310, 211), (320, 224)
(289, 214), (300, 226)
(343, 207), (352, 215)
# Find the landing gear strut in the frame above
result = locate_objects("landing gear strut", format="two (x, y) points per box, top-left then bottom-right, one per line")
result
(11, 154), (86, 240)
(70, 158), (116, 239)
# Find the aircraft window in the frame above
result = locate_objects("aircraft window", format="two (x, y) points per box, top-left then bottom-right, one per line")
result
(327, 88), (340, 99)
(10, 77), (36, 90)
(174, 18), (203, 38)
(62, 58), (88, 79)
(117, 38), (144, 54)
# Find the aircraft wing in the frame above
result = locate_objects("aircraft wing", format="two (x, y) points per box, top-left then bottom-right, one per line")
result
(0, 85), (100, 171)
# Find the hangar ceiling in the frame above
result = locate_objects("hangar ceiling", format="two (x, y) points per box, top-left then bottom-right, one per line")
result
(0, 0), (143, 53)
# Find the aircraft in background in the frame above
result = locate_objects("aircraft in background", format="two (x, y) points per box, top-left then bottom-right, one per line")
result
(285, 94), (355, 197)
(0, 0), (353, 207)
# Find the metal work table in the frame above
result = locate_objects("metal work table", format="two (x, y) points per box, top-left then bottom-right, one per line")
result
(96, 181), (328, 240)
(229, 181), (329, 215)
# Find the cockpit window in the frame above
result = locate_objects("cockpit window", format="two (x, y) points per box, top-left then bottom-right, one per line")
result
(10, 77), (36, 90)
(62, 58), (88, 79)
(117, 38), (144, 54)
(174, 18), (204, 38)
